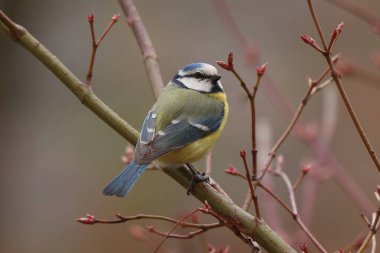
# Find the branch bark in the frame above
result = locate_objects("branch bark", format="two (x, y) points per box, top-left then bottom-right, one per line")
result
(0, 9), (296, 253)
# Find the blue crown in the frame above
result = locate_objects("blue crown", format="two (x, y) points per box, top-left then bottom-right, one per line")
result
(182, 63), (207, 72)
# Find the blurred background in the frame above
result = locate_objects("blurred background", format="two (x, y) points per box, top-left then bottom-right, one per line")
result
(1, 0), (380, 252)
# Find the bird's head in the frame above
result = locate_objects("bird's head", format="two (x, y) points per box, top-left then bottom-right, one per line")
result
(171, 63), (224, 93)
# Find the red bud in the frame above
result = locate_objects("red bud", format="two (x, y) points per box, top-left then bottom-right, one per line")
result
(227, 52), (234, 70)
(300, 34), (316, 46)
(302, 164), (311, 174)
(331, 22), (344, 39)
(224, 167), (238, 175)
(77, 214), (95, 224)
(87, 13), (94, 24)
(112, 14), (120, 22)
(216, 61), (231, 71)
(240, 150), (246, 158)
(216, 52), (234, 71)
(256, 63), (268, 77)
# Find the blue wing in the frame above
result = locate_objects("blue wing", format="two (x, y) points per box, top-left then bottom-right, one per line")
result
(135, 109), (225, 164)
(139, 110), (156, 145)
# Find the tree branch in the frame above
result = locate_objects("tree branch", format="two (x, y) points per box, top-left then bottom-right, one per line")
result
(0, 9), (296, 253)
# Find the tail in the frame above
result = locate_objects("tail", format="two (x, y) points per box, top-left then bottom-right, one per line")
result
(103, 161), (147, 197)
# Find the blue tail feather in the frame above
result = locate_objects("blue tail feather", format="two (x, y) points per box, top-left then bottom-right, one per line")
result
(103, 161), (147, 197)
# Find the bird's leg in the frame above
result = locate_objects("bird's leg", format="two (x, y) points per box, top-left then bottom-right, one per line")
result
(185, 163), (209, 195)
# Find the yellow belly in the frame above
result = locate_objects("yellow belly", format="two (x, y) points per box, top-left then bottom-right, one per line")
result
(157, 129), (222, 165)
(157, 92), (228, 165)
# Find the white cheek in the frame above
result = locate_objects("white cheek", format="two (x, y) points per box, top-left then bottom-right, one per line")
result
(180, 77), (212, 92)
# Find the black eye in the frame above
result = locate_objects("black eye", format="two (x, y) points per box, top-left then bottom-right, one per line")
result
(194, 72), (204, 79)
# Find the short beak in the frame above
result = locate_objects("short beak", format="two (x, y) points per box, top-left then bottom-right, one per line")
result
(212, 74), (221, 82)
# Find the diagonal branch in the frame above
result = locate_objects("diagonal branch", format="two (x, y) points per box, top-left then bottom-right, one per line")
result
(305, 0), (380, 174)
(0, 9), (296, 253)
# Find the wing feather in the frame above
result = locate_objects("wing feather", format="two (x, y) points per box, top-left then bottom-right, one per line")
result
(135, 105), (224, 164)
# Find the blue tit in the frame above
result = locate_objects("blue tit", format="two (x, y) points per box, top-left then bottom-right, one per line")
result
(103, 63), (228, 197)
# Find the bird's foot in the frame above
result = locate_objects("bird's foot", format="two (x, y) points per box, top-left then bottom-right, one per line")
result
(186, 172), (209, 195)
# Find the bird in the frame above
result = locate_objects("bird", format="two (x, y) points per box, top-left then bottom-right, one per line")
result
(103, 63), (228, 197)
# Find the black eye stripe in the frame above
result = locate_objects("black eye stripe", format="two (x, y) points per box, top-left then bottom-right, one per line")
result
(185, 73), (213, 80)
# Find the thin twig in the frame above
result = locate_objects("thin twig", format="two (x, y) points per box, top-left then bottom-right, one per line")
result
(256, 78), (318, 183)
(305, 0), (380, 174)
(360, 213), (371, 227)
(231, 68), (253, 99)
(259, 180), (327, 253)
(221, 54), (264, 217)
(76, 213), (220, 229)
(306, 0), (328, 49)
(241, 151), (261, 219)
(86, 14), (119, 87)
(255, 53), (339, 186)
(226, 164), (327, 253)
(357, 206), (380, 253)
(273, 169), (299, 218)
(153, 208), (205, 253)
(272, 167), (328, 253)
(292, 165), (311, 191)
(242, 188), (252, 211)
(148, 225), (219, 239)
(212, 0), (374, 214)
(258, 183), (293, 214)
(118, 0), (164, 98)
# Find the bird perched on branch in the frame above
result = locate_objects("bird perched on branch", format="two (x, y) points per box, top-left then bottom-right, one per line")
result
(103, 63), (229, 197)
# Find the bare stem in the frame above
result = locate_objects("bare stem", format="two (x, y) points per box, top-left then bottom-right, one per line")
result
(231, 68), (252, 99)
(257, 79), (317, 183)
(357, 206), (380, 253)
(242, 188), (252, 211)
(305, 0), (380, 174)
(241, 151), (261, 219)
(259, 179), (327, 253)
(274, 170), (299, 217)
(148, 225), (219, 239)
(86, 14), (119, 87)
(272, 168), (328, 253)
(118, 0), (164, 98)
(306, 0), (328, 50)
(153, 208), (204, 253)
(77, 212), (220, 229)
(212, 0), (374, 214)
(292, 169), (310, 191)
(327, 58), (380, 173)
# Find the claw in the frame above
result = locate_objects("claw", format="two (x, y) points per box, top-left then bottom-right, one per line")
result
(186, 171), (209, 195)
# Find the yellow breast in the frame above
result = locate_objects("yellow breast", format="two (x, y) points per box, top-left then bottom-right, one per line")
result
(157, 92), (228, 165)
